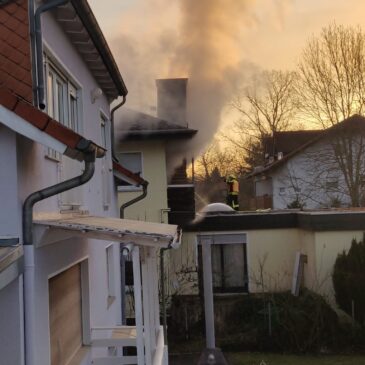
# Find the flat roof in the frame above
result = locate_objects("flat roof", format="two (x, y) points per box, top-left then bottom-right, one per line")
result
(185, 209), (365, 232)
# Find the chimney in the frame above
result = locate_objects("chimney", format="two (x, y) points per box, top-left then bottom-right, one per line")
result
(156, 78), (188, 127)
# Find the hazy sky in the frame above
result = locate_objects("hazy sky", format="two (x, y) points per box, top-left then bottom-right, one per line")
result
(88, 0), (365, 153)
(89, 0), (365, 71)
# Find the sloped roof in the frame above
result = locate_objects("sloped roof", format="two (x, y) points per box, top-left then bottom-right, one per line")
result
(0, 87), (105, 158)
(250, 114), (365, 177)
(263, 130), (322, 157)
(115, 108), (197, 141)
(52, 0), (127, 99)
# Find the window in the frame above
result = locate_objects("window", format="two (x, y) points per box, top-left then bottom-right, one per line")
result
(198, 238), (248, 294)
(211, 244), (248, 293)
(45, 58), (80, 160)
(279, 187), (286, 195)
(106, 245), (116, 306)
(117, 152), (143, 190)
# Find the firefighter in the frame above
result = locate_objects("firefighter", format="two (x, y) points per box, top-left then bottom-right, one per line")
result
(225, 174), (239, 210)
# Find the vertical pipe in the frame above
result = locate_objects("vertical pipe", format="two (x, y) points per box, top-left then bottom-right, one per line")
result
(160, 248), (167, 342)
(120, 247), (126, 325)
(24, 245), (36, 365)
(201, 238), (215, 349)
(132, 247), (144, 365)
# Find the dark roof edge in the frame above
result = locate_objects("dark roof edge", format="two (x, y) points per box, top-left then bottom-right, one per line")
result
(249, 114), (365, 178)
(71, 0), (127, 97)
(184, 210), (365, 232)
(120, 128), (198, 140)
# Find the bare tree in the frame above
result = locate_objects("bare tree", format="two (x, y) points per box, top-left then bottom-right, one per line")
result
(297, 24), (365, 206)
(298, 23), (365, 127)
(225, 69), (299, 170)
(194, 138), (244, 181)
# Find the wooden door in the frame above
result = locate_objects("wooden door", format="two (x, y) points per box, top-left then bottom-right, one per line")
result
(49, 264), (82, 365)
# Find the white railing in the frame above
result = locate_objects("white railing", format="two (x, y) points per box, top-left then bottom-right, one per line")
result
(91, 326), (138, 365)
(152, 326), (167, 365)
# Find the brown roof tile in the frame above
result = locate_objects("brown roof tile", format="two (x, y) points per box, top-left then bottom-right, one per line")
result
(0, 87), (18, 110)
(0, 0), (32, 102)
(1, 87), (105, 158)
(14, 99), (50, 130)
(113, 161), (146, 186)
(44, 120), (82, 149)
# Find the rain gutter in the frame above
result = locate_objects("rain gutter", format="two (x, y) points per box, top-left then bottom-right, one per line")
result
(23, 147), (96, 245)
(34, 0), (71, 109)
(111, 95), (126, 162)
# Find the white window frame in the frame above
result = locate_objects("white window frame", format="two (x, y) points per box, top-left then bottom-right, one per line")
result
(43, 52), (82, 161)
(106, 244), (116, 307)
(117, 151), (144, 192)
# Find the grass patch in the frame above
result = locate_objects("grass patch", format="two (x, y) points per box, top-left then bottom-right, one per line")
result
(227, 353), (365, 365)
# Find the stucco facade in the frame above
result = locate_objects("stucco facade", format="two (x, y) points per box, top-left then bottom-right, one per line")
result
(117, 140), (169, 223)
(169, 211), (365, 307)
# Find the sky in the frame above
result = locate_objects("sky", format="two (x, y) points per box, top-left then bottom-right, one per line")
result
(88, 0), (365, 155)
(89, 0), (365, 71)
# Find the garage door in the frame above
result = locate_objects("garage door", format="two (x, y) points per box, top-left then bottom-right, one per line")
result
(49, 264), (82, 365)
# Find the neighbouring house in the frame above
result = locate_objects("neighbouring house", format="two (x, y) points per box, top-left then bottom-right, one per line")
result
(114, 78), (198, 321)
(250, 115), (365, 210)
(115, 78), (197, 226)
(0, 2), (179, 365)
(168, 204), (365, 334)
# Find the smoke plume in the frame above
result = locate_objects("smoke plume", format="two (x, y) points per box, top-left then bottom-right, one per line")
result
(111, 0), (271, 162)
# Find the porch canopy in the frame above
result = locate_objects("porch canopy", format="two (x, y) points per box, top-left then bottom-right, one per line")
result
(33, 213), (181, 249)
(34, 213), (176, 365)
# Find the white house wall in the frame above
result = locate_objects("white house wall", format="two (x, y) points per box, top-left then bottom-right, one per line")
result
(0, 276), (24, 365)
(0, 126), (20, 236)
(271, 140), (351, 209)
(8, 10), (123, 365)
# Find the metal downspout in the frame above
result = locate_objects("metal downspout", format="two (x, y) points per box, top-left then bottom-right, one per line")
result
(110, 95), (126, 162)
(120, 182), (148, 219)
(23, 151), (96, 245)
(160, 247), (170, 343)
(22, 151), (95, 365)
(34, 0), (70, 109)
(119, 181), (148, 325)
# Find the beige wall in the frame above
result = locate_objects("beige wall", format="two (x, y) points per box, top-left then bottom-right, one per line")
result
(313, 231), (363, 302)
(247, 229), (301, 293)
(168, 232), (199, 295)
(117, 140), (168, 223)
(169, 228), (364, 304)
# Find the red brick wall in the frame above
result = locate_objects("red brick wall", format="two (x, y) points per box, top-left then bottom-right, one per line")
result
(0, 0), (32, 103)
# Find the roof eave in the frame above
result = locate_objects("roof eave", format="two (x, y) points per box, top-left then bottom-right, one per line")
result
(69, 0), (127, 97)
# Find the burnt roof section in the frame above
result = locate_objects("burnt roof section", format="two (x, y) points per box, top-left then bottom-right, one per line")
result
(263, 130), (322, 157)
(51, 0), (127, 99)
(115, 108), (197, 141)
(250, 114), (365, 177)
(0, 87), (105, 158)
(185, 209), (365, 232)
(112, 161), (147, 186)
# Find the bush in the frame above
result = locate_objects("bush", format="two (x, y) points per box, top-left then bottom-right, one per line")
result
(229, 290), (339, 353)
(333, 235), (365, 325)
(268, 290), (339, 353)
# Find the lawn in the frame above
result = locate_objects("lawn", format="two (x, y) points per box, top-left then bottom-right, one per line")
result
(227, 353), (365, 365)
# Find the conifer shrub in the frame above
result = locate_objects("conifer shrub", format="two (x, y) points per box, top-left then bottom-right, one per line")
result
(333, 235), (365, 325)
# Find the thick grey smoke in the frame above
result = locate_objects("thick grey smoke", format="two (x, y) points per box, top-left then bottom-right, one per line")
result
(110, 0), (276, 164)
(167, 0), (259, 161)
